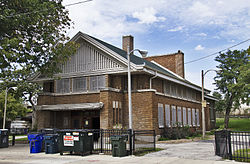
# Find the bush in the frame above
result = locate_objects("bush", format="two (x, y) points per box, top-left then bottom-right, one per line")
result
(160, 125), (201, 140)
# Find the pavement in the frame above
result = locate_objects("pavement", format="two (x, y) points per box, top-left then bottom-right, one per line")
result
(147, 140), (222, 161)
(0, 143), (245, 164)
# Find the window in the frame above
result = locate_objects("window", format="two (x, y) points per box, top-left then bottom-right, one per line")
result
(177, 106), (182, 126)
(192, 108), (196, 126)
(90, 75), (106, 91)
(196, 109), (200, 126)
(177, 86), (182, 98)
(183, 107), (187, 126)
(56, 78), (70, 93)
(171, 105), (176, 126)
(158, 103), (164, 128)
(165, 104), (171, 127)
(188, 108), (192, 126)
(113, 101), (122, 126)
(73, 77), (87, 92)
(164, 81), (170, 95)
(63, 117), (69, 128)
(170, 84), (177, 97)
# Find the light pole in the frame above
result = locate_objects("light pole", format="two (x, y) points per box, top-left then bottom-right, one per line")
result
(3, 87), (14, 129)
(201, 69), (216, 138)
(127, 45), (148, 130)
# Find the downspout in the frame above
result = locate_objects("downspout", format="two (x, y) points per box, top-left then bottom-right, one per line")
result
(150, 71), (158, 89)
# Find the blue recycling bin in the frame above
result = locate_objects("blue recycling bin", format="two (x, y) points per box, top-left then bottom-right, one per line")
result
(44, 134), (59, 154)
(28, 133), (44, 153)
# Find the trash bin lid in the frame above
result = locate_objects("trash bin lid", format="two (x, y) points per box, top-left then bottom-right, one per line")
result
(28, 133), (43, 141)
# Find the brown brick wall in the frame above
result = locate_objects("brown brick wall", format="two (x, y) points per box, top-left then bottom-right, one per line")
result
(37, 93), (100, 105)
(99, 90), (125, 129)
(152, 78), (164, 93)
(144, 52), (185, 78)
(123, 91), (154, 130)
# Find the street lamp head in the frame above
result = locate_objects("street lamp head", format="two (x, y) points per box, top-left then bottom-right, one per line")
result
(138, 50), (148, 57)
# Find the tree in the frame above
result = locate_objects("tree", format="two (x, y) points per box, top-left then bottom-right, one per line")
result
(0, 90), (29, 123)
(0, 0), (78, 127)
(214, 47), (250, 129)
(212, 91), (226, 112)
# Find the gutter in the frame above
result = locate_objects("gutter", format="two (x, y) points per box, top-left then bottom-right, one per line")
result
(150, 71), (158, 89)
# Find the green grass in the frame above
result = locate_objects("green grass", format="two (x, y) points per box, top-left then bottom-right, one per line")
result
(232, 149), (250, 162)
(216, 118), (250, 131)
(133, 148), (163, 156)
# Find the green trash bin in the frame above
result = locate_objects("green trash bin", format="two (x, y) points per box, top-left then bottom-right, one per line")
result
(58, 129), (93, 156)
(110, 135), (128, 157)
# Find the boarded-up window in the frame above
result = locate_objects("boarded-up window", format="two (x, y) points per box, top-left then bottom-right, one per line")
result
(158, 103), (164, 128)
(171, 105), (176, 126)
(177, 106), (182, 126)
(192, 108), (196, 126)
(73, 77), (87, 92)
(188, 108), (192, 126)
(90, 75), (105, 91)
(56, 78), (70, 93)
(165, 104), (171, 127)
(183, 107), (187, 126)
(196, 109), (200, 126)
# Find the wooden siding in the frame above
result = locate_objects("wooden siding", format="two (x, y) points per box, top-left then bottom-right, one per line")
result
(60, 41), (123, 74)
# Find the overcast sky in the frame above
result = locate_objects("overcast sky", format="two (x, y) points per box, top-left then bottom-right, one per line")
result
(63, 0), (250, 92)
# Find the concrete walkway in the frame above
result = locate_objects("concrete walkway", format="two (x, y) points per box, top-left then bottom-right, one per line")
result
(0, 144), (244, 164)
(147, 140), (222, 161)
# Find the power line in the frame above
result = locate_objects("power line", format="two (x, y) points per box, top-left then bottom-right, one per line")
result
(3, 0), (93, 18)
(184, 38), (250, 64)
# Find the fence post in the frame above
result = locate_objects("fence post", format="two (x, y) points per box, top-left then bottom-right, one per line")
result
(227, 130), (232, 160)
(153, 130), (156, 150)
(100, 129), (103, 153)
(12, 134), (15, 146)
(128, 129), (133, 155)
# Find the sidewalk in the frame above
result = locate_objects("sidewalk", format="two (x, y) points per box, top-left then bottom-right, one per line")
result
(0, 144), (245, 164)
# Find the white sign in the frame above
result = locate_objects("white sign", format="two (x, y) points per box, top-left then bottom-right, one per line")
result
(63, 135), (74, 146)
(73, 136), (79, 141)
(73, 132), (79, 136)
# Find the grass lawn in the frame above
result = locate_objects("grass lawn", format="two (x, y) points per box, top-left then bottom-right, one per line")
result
(216, 118), (250, 131)
(232, 148), (250, 162)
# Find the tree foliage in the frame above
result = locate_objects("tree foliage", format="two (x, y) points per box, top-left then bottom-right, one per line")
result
(212, 91), (226, 112)
(0, 90), (29, 121)
(214, 47), (250, 128)
(0, 0), (78, 111)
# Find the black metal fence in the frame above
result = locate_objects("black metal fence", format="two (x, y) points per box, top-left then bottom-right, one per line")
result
(215, 130), (250, 162)
(91, 129), (156, 155)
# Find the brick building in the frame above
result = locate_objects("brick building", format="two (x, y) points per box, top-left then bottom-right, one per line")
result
(31, 32), (216, 134)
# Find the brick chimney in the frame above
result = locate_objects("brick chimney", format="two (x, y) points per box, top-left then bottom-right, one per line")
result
(122, 35), (134, 54)
(144, 50), (185, 78)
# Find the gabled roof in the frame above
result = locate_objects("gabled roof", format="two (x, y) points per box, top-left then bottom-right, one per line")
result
(87, 33), (207, 92)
